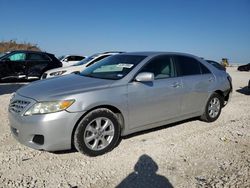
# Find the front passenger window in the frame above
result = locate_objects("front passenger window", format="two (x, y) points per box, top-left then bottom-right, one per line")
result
(140, 56), (175, 79)
(67, 56), (75, 61)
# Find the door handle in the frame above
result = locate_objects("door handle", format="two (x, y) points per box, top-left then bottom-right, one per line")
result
(170, 82), (181, 88)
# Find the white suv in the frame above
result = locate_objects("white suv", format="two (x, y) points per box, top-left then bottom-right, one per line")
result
(58, 55), (87, 67)
(41, 52), (123, 79)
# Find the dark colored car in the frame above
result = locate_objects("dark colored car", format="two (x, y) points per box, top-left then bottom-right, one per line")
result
(0, 50), (62, 81)
(206, 60), (226, 71)
(238, 63), (250, 71)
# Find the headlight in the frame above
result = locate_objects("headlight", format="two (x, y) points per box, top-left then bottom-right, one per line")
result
(50, 70), (67, 76)
(10, 92), (16, 102)
(24, 99), (75, 116)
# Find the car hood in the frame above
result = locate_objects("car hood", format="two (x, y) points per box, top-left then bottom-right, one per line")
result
(17, 74), (115, 101)
(45, 64), (86, 73)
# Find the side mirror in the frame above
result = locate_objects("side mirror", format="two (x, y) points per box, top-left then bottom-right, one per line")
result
(135, 72), (154, 82)
(64, 58), (68, 62)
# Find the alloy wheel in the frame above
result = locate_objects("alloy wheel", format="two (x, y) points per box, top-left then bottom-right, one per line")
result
(208, 97), (220, 118)
(83, 117), (115, 151)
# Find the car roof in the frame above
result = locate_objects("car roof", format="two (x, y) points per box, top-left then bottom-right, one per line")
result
(91, 51), (124, 57)
(8, 50), (53, 56)
(64, 55), (85, 57)
(120, 51), (199, 58)
(102, 51), (125, 54)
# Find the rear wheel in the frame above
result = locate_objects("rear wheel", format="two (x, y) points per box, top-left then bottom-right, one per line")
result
(74, 108), (121, 156)
(201, 93), (223, 122)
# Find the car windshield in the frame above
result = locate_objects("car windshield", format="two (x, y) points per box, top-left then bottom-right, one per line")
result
(80, 55), (146, 80)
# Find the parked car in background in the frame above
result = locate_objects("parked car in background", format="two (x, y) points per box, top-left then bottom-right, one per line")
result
(58, 55), (87, 67)
(0, 52), (6, 58)
(206, 60), (226, 71)
(238, 63), (250, 71)
(9, 52), (232, 156)
(0, 50), (62, 81)
(41, 51), (124, 79)
(248, 79), (250, 89)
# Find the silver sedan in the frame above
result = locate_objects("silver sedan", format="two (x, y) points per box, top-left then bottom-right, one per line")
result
(8, 52), (232, 156)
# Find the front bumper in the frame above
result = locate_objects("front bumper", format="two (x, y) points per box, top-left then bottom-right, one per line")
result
(8, 95), (84, 151)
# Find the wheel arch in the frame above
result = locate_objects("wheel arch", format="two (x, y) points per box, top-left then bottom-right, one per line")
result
(214, 90), (224, 97)
(71, 105), (125, 149)
(214, 90), (228, 106)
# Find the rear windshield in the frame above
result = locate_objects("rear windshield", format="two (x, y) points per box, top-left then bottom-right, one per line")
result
(206, 60), (226, 71)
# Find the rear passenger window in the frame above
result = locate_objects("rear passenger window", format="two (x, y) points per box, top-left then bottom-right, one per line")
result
(27, 53), (49, 61)
(75, 56), (84, 61)
(140, 55), (175, 79)
(200, 63), (211, 74)
(175, 56), (201, 76)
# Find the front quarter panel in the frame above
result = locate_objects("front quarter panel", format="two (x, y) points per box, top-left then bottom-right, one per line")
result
(66, 85), (129, 133)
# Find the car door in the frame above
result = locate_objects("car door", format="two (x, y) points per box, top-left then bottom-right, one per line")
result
(174, 55), (214, 115)
(0, 52), (27, 80)
(127, 55), (183, 130)
(26, 52), (50, 79)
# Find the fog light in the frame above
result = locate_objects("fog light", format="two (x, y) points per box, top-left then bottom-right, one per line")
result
(32, 135), (44, 145)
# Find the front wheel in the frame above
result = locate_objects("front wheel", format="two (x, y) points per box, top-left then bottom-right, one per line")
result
(74, 108), (121, 156)
(201, 93), (223, 122)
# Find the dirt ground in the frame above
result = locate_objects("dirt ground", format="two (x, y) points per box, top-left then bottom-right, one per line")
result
(0, 67), (249, 188)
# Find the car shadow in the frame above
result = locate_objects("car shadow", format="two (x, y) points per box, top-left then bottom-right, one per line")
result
(0, 82), (27, 95)
(122, 117), (198, 140)
(50, 148), (78, 155)
(236, 86), (250, 95)
(116, 154), (173, 188)
(52, 117), (198, 155)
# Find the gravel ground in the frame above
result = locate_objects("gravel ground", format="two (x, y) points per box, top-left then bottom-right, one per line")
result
(0, 67), (249, 188)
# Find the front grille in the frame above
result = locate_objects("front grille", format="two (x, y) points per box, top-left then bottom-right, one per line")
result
(9, 100), (30, 113)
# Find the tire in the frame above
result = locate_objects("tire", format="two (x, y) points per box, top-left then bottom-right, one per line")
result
(74, 108), (121, 156)
(200, 93), (223, 122)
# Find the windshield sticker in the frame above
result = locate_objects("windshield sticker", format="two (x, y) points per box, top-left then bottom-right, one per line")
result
(117, 63), (134, 69)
